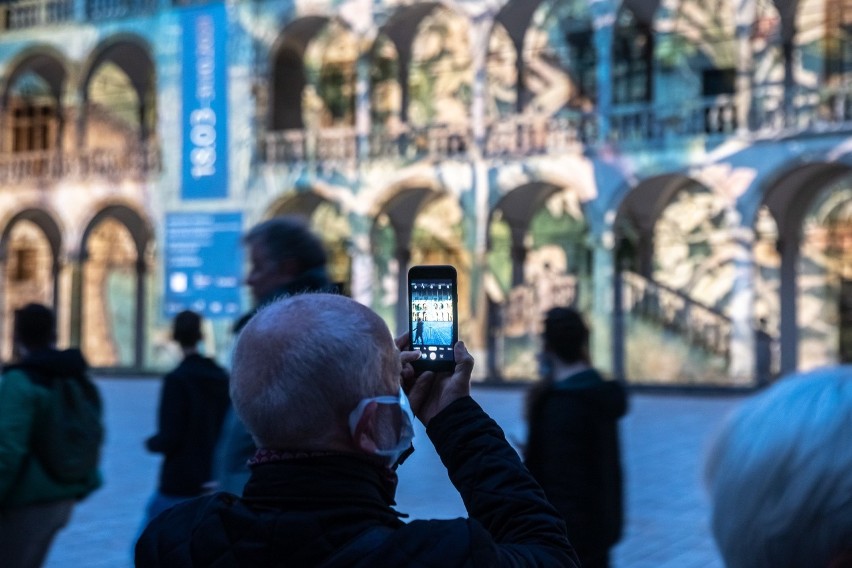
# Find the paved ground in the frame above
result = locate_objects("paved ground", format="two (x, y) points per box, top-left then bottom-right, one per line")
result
(43, 378), (745, 567)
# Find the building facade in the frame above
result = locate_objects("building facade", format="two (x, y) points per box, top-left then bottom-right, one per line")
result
(0, 0), (849, 384)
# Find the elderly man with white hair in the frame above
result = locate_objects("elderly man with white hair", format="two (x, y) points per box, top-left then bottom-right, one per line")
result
(136, 293), (579, 567)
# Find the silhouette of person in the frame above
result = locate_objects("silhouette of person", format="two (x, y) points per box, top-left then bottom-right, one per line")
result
(414, 314), (424, 345)
(141, 310), (229, 528)
(215, 216), (336, 494)
(524, 307), (627, 568)
(136, 294), (580, 567)
(0, 304), (102, 568)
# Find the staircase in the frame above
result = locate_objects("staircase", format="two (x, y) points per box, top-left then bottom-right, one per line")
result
(620, 271), (732, 360)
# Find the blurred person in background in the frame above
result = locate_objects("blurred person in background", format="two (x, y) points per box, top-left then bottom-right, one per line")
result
(524, 306), (627, 568)
(0, 304), (102, 568)
(136, 293), (579, 567)
(140, 310), (230, 528)
(705, 365), (852, 568)
(215, 216), (337, 493)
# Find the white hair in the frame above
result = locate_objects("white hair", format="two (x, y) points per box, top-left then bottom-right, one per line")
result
(704, 366), (852, 568)
(230, 293), (400, 450)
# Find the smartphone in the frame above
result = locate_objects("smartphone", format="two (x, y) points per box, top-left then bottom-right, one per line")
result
(408, 265), (458, 373)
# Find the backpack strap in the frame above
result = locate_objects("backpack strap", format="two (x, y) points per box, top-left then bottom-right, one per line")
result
(321, 525), (395, 568)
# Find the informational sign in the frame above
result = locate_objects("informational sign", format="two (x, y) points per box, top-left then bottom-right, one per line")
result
(181, 3), (229, 199)
(164, 212), (243, 318)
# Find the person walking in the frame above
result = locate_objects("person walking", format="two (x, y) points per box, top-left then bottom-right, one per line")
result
(524, 306), (628, 568)
(215, 216), (337, 493)
(140, 310), (230, 528)
(0, 304), (103, 568)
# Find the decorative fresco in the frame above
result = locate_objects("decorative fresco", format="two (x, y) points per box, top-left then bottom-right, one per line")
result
(0, 0), (851, 386)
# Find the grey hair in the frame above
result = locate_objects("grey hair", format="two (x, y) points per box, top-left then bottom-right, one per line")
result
(230, 293), (400, 450)
(704, 366), (852, 568)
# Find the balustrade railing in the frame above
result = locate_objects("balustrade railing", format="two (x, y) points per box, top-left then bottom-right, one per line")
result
(621, 270), (731, 358)
(0, 143), (160, 184)
(610, 95), (738, 144)
(264, 127), (357, 164)
(1, 0), (73, 29)
(86, 0), (156, 20)
(484, 114), (592, 157)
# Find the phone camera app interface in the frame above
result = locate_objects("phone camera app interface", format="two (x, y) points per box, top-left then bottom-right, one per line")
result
(410, 280), (455, 360)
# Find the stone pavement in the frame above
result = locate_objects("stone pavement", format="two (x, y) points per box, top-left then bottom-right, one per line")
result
(44, 378), (745, 567)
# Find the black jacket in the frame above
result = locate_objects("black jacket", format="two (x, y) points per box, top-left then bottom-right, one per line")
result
(146, 354), (230, 496)
(136, 397), (579, 567)
(524, 368), (628, 561)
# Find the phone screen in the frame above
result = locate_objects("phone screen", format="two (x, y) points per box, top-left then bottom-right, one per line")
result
(408, 271), (457, 370)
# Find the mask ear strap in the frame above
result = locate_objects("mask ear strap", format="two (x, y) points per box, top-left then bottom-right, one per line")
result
(351, 400), (380, 454)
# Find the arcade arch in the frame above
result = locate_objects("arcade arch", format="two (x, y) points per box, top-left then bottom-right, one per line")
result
(80, 37), (157, 148)
(0, 209), (62, 359)
(759, 162), (852, 373)
(486, 182), (590, 380)
(76, 205), (152, 369)
(2, 51), (68, 155)
(370, 185), (467, 336)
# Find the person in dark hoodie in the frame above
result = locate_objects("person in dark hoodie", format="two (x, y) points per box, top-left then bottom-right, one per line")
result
(141, 310), (230, 528)
(0, 303), (102, 568)
(215, 216), (338, 493)
(524, 306), (628, 568)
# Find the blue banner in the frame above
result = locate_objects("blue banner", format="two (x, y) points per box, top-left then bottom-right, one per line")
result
(181, 3), (229, 199)
(164, 212), (243, 318)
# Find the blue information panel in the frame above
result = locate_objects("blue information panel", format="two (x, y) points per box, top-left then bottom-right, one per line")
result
(164, 212), (243, 318)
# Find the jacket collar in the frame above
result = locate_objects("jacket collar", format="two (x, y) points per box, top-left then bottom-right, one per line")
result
(241, 454), (403, 519)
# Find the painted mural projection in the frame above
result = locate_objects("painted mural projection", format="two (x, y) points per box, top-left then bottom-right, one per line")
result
(88, 62), (143, 149)
(371, 34), (402, 135)
(487, 191), (588, 380)
(371, 213), (398, 328)
(795, 0), (852, 120)
(312, 202), (352, 294)
(799, 182), (852, 369)
(304, 21), (357, 129)
(408, 8), (473, 128)
(751, 0), (785, 125)
(524, 0), (595, 117)
(654, 0), (737, 129)
(82, 218), (138, 367)
(753, 204), (781, 346)
(487, 22), (518, 120)
(410, 196), (469, 335)
(624, 184), (733, 384)
(2, 221), (54, 360)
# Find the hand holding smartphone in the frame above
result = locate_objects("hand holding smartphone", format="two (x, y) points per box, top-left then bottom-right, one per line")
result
(407, 265), (458, 373)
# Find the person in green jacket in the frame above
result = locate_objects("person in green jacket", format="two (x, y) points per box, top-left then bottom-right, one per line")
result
(0, 304), (102, 568)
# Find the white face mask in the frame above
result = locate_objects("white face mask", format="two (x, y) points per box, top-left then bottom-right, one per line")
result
(348, 389), (415, 469)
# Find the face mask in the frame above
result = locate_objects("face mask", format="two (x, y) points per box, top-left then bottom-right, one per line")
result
(348, 389), (415, 469)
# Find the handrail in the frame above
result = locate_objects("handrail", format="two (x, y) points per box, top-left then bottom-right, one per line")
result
(620, 270), (732, 357)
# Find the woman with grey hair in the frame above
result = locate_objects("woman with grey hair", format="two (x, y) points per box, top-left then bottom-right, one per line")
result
(704, 366), (852, 568)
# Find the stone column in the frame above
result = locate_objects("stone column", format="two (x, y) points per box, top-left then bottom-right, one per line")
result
(509, 223), (527, 287)
(727, 224), (757, 383)
(134, 257), (147, 370)
(591, 236), (616, 376)
(394, 224), (412, 336)
(734, 0), (756, 132)
(778, 235), (799, 373)
(69, 252), (85, 348)
(591, 0), (615, 142)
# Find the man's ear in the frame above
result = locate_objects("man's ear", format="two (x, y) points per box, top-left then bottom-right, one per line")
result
(352, 401), (380, 453)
